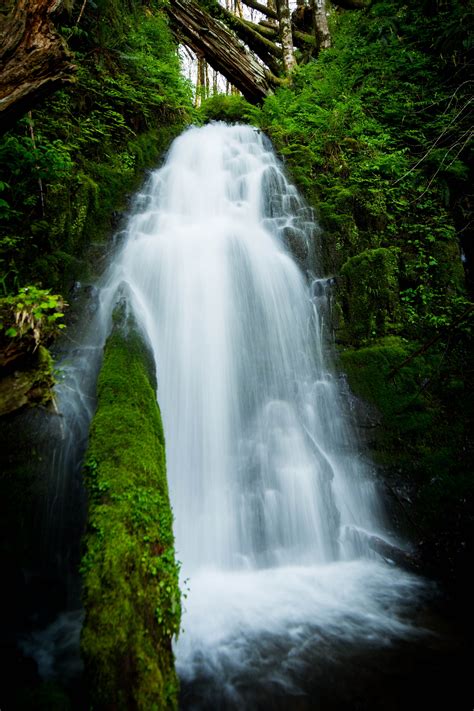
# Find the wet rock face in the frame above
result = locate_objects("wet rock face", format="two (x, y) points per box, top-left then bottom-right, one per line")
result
(0, 345), (54, 416)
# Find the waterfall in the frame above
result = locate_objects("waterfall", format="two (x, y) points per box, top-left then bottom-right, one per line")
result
(106, 124), (426, 704)
(19, 123), (428, 703)
(117, 123), (387, 567)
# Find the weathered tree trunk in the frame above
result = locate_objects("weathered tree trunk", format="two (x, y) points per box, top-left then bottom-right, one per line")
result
(291, 3), (313, 34)
(0, 0), (74, 132)
(195, 54), (204, 107)
(275, 0), (297, 73)
(205, 60), (210, 97)
(311, 0), (331, 53)
(234, 0), (244, 18)
(267, 0), (278, 25)
(208, 0), (282, 76)
(166, 0), (276, 104)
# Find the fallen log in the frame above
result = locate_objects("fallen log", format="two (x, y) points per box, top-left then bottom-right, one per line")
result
(166, 0), (277, 103)
(206, 0), (283, 75)
(368, 534), (421, 573)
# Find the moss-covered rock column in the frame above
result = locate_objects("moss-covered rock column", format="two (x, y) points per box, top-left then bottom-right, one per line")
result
(81, 301), (180, 709)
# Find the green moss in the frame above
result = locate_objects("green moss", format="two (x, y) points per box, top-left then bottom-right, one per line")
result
(14, 681), (72, 710)
(340, 337), (429, 424)
(339, 247), (400, 343)
(81, 302), (180, 709)
(344, 335), (473, 576)
(198, 94), (257, 124)
(340, 334), (474, 522)
(341, 335), (445, 476)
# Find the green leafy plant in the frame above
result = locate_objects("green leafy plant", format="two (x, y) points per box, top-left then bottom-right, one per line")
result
(0, 286), (66, 349)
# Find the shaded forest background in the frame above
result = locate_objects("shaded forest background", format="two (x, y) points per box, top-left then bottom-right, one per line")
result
(0, 0), (473, 706)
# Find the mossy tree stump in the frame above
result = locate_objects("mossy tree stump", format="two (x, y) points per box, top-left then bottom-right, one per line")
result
(81, 301), (180, 709)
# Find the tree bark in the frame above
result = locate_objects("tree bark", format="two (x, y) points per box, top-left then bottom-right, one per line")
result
(195, 54), (205, 107)
(205, 60), (210, 97)
(275, 0), (296, 73)
(311, 0), (331, 53)
(208, 0), (282, 75)
(166, 0), (276, 104)
(234, 0), (244, 18)
(0, 0), (74, 132)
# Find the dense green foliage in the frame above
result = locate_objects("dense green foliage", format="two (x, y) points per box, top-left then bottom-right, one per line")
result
(81, 303), (181, 709)
(198, 94), (256, 124)
(339, 247), (400, 340)
(0, 0), (191, 294)
(341, 337), (473, 558)
(0, 0), (192, 412)
(257, 0), (472, 338)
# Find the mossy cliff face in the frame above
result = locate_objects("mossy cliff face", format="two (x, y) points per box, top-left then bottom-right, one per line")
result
(339, 247), (400, 341)
(81, 303), (180, 709)
(340, 334), (473, 579)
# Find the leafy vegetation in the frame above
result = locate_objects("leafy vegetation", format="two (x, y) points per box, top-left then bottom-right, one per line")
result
(0, 286), (66, 346)
(0, 0), (192, 416)
(0, 0), (472, 703)
(0, 0), (192, 294)
(256, 0), (472, 339)
(198, 94), (256, 124)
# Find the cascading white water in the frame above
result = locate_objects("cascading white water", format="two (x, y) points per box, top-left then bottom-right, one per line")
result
(106, 123), (426, 704)
(117, 123), (384, 565)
